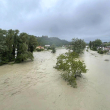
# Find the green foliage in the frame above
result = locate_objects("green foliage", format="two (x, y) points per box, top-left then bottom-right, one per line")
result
(55, 38), (87, 87)
(97, 49), (108, 54)
(47, 47), (51, 50)
(36, 48), (44, 51)
(94, 39), (102, 47)
(103, 50), (108, 53)
(89, 41), (92, 49)
(92, 47), (97, 51)
(51, 45), (56, 53)
(86, 49), (88, 52)
(15, 51), (33, 63)
(90, 39), (102, 51)
(28, 35), (37, 52)
(0, 28), (37, 65)
(97, 50), (103, 54)
(0, 29), (8, 65)
(15, 33), (36, 63)
(0, 30), (7, 53)
(55, 51), (87, 88)
(71, 38), (86, 54)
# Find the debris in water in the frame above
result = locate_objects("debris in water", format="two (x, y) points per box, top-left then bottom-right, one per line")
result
(105, 59), (109, 61)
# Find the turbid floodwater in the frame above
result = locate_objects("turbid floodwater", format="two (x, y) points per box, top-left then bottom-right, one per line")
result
(0, 48), (110, 110)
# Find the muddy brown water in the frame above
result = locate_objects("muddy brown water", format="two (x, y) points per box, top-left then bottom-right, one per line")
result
(0, 48), (110, 110)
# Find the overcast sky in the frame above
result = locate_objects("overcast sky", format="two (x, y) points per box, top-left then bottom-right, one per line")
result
(0, 0), (110, 42)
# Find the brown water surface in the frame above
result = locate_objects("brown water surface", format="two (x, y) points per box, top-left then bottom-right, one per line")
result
(0, 48), (110, 110)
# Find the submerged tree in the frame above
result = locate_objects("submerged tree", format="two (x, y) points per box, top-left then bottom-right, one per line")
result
(51, 45), (56, 53)
(89, 41), (92, 49)
(71, 38), (86, 54)
(55, 52), (87, 87)
(55, 38), (87, 88)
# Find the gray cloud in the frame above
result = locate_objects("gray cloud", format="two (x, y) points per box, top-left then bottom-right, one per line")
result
(0, 0), (110, 42)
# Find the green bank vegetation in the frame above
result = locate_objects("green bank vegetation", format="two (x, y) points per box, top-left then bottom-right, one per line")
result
(0, 29), (37, 65)
(0, 28), (70, 65)
(89, 39), (110, 54)
(89, 39), (102, 51)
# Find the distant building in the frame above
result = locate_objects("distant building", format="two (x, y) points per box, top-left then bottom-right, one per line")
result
(97, 46), (110, 51)
(45, 45), (50, 47)
(36, 46), (44, 49)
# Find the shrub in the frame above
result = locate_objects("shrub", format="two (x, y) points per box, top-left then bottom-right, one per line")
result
(97, 50), (103, 54)
(36, 48), (44, 51)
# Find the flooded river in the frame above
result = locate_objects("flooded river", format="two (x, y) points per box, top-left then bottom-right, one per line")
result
(0, 48), (110, 110)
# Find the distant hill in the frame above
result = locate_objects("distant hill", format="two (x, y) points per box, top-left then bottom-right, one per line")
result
(36, 36), (70, 46)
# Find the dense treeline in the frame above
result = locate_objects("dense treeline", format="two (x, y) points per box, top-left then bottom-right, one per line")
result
(89, 39), (102, 50)
(0, 29), (70, 65)
(0, 29), (37, 65)
(36, 36), (70, 46)
(89, 39), (110, 50)
(89, 39), (110, 54)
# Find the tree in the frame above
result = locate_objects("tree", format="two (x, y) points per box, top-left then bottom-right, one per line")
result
(0, 28), (37, 65)
(51, 45), (56, 53)
(55, 52), (87, 88)
(54, 38), (87, 87)
(5, 29), (14, 61)
(90, 39), (102, 51)
(89, 41), (92, 49)
(71, 38), (86, 54)
(0, 29), (8, 65)
(15, 33), (33, 62)
(94, 39), (102, 47)
(0, 29), (7, 53)
(28, 35), (37, 53)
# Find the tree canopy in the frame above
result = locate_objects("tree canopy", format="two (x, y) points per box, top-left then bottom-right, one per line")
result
(71, 38), (86, 54)
(0, 28), (37, 65)
(89, 39), (102, 50)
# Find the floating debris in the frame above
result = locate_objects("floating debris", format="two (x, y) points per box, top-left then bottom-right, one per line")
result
(105, 59), (109, 61)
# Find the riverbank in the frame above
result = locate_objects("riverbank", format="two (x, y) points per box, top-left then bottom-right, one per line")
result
(0, 48), (110, 110)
